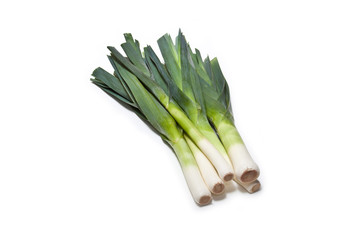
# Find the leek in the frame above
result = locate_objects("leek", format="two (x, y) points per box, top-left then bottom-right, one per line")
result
(192, 53), (260, 183)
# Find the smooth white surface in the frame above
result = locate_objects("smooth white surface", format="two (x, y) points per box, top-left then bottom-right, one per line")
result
(0, 0), (360, 239)
(197, 138), (234, 181)
(185, 136), (224, 194)
(182, 165), (212, 205)
(228, 143), (260, 182)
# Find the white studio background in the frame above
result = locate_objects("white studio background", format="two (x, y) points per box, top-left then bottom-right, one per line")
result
(0, 0), (359, 239)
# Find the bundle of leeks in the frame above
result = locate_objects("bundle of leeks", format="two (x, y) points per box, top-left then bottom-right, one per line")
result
(91, 31), (260, 205)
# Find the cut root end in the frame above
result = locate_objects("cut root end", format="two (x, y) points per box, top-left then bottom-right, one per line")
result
(240, 170), (259, 183)
(198, 195), (212, 205)
(235, 179), (261, 193)
(251, 182), (261, 193)
(212, 182), (225, 194)
(223, 173), (234, 182)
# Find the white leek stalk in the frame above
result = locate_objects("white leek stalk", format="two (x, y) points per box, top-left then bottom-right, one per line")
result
(213, 116), (260, 183)
(184, 135), (225, 194)
(197, 120), (260, 189)
(172, 137), (212, 205)
(235, 179), (261, 193)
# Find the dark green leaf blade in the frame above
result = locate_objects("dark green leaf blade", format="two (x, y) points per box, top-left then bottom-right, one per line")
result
(157, 34), (182, 88)
(109, 56), (181, 141)
(91, 67), (131, 100)
(145, 44), (199, 119)
(121, 40), (149, 76)
(92, 80), (138, 108)
(107, 46), (165, 99)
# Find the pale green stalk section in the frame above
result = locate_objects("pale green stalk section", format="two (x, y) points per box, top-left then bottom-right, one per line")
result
(206, 110), (244, 153)
(170, 136), (198, 167)
(167, 103), (204, 144)
(196, 120), (232, 161)
(216, 120), (244, 152)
